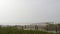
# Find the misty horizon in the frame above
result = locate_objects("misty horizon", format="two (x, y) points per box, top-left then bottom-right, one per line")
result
(0, 0), (60, 25)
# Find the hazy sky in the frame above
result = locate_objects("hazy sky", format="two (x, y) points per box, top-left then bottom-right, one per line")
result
(0, 0), (60, 25)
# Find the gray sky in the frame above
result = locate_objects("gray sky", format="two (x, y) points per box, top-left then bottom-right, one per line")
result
(0, 0), (60, 25)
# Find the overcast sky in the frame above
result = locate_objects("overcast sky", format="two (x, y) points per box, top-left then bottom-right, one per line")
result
(0, 0), (60, 25)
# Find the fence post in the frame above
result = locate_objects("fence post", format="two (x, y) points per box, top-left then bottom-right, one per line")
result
(25, 25), (26, 29)
(35, 25), (38, 30)
(21, 26), (24, 30)
(56, 25), (57, 34)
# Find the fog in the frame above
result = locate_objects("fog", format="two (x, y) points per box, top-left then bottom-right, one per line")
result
(0, 0), (60, 25)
